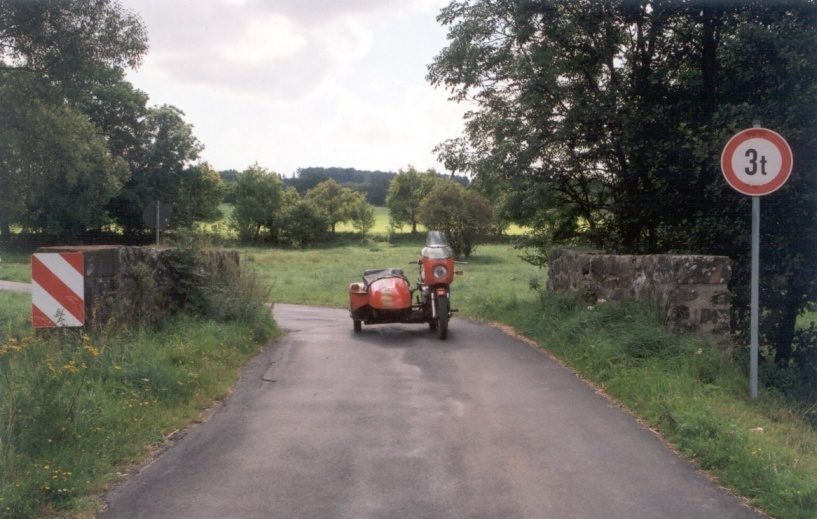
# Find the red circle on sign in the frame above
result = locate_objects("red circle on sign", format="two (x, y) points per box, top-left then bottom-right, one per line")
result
(720, 128), (793, 196)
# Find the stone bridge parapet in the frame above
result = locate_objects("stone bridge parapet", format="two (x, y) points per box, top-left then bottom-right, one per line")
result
(548, 249), (731, 346)
(38, 245), (239, 328)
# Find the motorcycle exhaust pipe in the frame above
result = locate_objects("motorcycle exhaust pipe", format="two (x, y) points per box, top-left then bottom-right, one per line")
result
(431, 292), (437, 319)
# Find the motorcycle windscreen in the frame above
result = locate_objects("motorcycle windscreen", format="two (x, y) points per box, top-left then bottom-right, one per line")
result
(369, 277), (412, 310)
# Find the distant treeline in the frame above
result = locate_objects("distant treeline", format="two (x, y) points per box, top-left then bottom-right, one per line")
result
(286, 167), (396, 205)
(220, 167), (469, 206)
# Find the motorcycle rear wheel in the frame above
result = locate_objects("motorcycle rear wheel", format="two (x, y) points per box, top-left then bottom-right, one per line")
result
(353, 320), (362, 333)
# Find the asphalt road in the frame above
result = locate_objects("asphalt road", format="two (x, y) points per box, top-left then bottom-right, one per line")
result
(101, 304), (762, 519)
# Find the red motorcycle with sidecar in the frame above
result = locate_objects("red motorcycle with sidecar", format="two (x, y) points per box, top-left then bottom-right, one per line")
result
(348, 231), (461, 340)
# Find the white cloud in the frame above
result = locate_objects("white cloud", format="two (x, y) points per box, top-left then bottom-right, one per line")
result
(123, 0), (467, 174)
(129, 0), (380, 97)
(216, 14), (306, 64)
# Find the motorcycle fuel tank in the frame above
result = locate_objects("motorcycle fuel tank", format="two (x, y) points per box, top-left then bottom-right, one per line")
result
(369, 277), (412, 310)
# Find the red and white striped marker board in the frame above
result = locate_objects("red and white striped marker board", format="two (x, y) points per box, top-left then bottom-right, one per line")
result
(31, 252), (85, 328)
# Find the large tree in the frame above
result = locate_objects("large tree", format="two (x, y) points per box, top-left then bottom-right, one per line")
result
(0, 0), (147, 89)
(386, 167), (439, 233)
(110, 105), (203, 233)
(173, 163), (224, 228)
(0, 0), (149, 237)
(429, 0), (817, 361)
(0, 77), (128, 235)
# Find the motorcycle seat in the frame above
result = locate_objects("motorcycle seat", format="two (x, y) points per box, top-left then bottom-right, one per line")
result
(362, 268), (407, 287)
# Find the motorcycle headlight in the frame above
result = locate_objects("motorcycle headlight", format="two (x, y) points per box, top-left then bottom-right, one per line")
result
(432, 265), (448, 279)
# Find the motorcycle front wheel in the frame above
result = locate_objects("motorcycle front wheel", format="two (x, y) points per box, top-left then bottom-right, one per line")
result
(436, 295), (448, 340)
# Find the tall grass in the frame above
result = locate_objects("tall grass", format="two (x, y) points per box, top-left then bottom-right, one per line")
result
(0, 292), (30, 339)
(0, 317), (276, 517)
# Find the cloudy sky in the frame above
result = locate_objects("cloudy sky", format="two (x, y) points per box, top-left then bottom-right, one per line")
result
(120, 0), (467, 177)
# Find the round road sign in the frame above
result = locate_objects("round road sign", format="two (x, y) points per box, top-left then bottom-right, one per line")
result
(721, 127), (792, 196)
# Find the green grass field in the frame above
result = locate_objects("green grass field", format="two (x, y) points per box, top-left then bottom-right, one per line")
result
(241, 238), (542, 315)
(334, 205), (529, 236)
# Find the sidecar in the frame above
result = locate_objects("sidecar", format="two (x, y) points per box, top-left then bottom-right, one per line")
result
(348, 268), (428, 332)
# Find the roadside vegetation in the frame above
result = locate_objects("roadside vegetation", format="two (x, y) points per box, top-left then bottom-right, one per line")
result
(0, 246), (276, 518)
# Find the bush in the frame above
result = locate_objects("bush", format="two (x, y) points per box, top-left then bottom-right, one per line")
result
(277, 200), (329, 247)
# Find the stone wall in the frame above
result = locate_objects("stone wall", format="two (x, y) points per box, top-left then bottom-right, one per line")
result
(38, 245), (239, 328)
(547, 249), (731, 346)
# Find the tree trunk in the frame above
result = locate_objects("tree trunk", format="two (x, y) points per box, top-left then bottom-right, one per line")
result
(700, 7), (721, 123)
(774, 289), (801, 364)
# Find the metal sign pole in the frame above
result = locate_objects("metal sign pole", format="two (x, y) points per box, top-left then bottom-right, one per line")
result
(721, 122), (792, 400)
(748, 120), (761, 401)
(750, 195), (759, 400)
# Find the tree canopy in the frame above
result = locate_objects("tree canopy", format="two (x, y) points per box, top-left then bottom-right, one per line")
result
(0, 0), (151, 238)
(0, 0), (148, 90)
(287, 167), (396, 205)
(429, 0), (817, 360)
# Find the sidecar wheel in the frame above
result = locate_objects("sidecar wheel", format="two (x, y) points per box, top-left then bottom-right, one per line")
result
(353, 320), (362, 333)
(436, 296), (448, 340)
